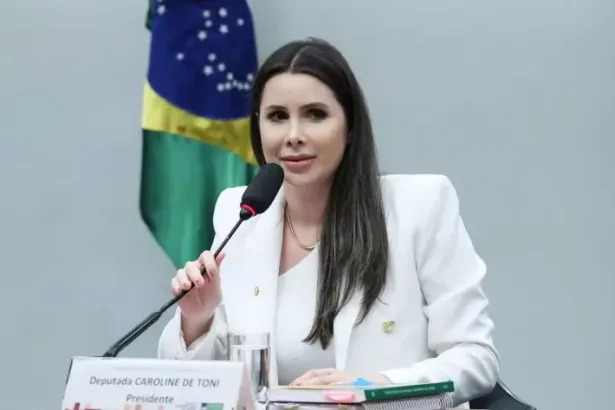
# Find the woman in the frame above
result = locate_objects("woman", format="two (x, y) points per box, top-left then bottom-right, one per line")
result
(158, 38), (500, 406)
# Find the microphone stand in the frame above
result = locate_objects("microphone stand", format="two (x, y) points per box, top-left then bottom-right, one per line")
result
(101, 209), (252, 358)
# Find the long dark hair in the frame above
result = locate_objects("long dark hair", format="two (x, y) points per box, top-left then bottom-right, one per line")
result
(250, 38), (389, 349)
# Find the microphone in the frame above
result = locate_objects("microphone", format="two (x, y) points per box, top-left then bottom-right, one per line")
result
(101, 163), (284, 358)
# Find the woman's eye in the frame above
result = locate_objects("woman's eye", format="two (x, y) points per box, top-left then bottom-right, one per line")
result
(306, 108), (328, 121)
(266, 110), (288, 122)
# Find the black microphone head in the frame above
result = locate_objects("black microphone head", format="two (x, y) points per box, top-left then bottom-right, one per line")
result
(239, 163), (284, 219)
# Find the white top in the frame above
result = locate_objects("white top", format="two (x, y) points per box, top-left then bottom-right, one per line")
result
(274, 247), (335, 385)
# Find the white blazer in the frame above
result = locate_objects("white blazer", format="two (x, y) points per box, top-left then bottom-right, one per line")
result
(158, 174), (500, 407)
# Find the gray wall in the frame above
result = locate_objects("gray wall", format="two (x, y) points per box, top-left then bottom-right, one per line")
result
(1, 1), (613, 409)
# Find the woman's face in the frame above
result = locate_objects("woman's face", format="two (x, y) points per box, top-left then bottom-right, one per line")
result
(258, 73), (347, 189)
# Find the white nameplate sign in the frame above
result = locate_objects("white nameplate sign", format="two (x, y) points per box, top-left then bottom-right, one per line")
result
(61, 356), (255, 410)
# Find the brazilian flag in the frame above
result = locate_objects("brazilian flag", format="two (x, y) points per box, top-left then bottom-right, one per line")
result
(140, 0), (259, 268)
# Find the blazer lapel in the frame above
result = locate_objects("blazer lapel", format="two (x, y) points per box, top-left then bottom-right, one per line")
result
(243, 186), (286, 386)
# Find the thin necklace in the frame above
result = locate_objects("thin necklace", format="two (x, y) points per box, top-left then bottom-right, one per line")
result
(285, 204), (319, 251)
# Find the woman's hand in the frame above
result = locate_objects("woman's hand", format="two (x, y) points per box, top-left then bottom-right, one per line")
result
(290, 368), (391, 386)
(173, 250), (226, 318)
(172, 250), (226, 345)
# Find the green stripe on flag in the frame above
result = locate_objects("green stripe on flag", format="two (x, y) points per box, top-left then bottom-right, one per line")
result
(140, 130), (258, 268)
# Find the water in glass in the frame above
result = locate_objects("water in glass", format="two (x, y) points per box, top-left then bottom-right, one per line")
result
(228, 334), (270, 403)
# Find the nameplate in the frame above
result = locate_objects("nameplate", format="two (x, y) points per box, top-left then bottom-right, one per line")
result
(61, 356), (254, 410)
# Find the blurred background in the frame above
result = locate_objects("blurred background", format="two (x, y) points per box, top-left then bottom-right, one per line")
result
(1, 1), (614, 409)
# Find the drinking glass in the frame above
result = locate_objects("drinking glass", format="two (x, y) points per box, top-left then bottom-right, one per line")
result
(227, 332), (271, 403)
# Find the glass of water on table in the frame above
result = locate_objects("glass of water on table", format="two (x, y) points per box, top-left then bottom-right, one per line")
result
(227, 332), (271, 403)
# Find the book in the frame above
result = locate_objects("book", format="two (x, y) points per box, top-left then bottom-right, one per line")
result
(268, 380), (455, 405)
(267, 394), (454, 410)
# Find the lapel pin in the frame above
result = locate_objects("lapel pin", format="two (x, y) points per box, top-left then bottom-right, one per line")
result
(382, 320), (395, 334)
(253, 286), (260, 296)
